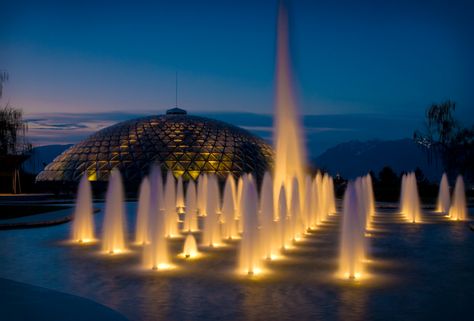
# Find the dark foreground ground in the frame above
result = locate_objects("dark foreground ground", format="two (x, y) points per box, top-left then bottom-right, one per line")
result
(0, 202), (472, 321)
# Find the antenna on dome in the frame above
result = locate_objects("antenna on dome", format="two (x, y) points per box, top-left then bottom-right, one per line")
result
(175, 71), (178, 108)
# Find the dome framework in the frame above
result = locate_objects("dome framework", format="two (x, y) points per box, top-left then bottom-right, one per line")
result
(36, 110), (273, 185)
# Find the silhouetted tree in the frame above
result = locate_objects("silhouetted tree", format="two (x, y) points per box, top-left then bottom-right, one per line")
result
(414, 100), (474, 183)
(374, 166), (401, 202)
(0, 71), (31, 193)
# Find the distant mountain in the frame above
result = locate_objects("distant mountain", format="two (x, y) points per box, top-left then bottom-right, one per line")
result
(314, 139), (443, 181)
(22, 144), (72, 174)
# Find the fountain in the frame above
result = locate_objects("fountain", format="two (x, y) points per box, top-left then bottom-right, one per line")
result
(339, 181), (366, 279)
(202, 174), (222, 247)
(164, 171), (179, 238)
(197, 174), (208, 216)
(311, 172), (323, 226)
(176, 175), (185, 214)
(260, 172), (278, 259)
(449, 175), (467, 221)
(302, 175), (312, 231)
(236, 176), (244, 233)
(277, 185), (291, 250)
(321, 174), (331, 220)
(328, 176), (337, 215)
(182, 234), (199, 258)
(143, 165), (170, 270)
(102, 168), (127, 254)
(221, 175), (238, 240)
(72, 174), (95, 243)
(290, 177), (304, 241)
(400, 172), (421, 223)
(355, 175), (375, 230)
(183, 180), (198, 232)
(354, 177), (367, 229)
(135, 177), (151, 245)
(239, 176), (262, 275)
(364, 174), (375, 229)
(436, 173), (450, 214)
(273, 0), (306, 215)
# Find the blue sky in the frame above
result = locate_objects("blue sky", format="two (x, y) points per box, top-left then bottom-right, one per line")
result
(1, 0), (473, 153)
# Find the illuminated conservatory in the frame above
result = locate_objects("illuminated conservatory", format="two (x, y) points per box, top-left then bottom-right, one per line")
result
(36, 108), (273, 186)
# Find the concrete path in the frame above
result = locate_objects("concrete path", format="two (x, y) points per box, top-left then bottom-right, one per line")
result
(0, 278), (129, 321)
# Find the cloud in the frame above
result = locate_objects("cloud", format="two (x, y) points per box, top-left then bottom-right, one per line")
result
(24, 111), (419, 156)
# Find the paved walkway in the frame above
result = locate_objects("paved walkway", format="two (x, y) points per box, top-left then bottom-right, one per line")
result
(0, 278), (129, 321)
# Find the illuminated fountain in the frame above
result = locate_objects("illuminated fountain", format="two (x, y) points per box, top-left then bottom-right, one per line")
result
(290, 177), (304, 241)
(197, 174), (208, 216)
(449, 175), (467, 221)
(311, 172), (323, 226)
(400, 172), (421, 223)
(436, 173), (450, 214)
(222, 175), (238, 240)
(236, 176), (244, 233)
(260, 172), (278, 259)
(357, 174), (375, 230)
(182, 234), (199, 258)
(202, 174), (222, 247)
(176, 176), (185, 214)
(302, 175), (312, 230)
(143, 165), (170, 270)
(72, 174), (95, 243)
(239, 176), (262, 275)
(102, 168), (127, 254)
(273, 0), (306, 213)
(364, 174), (375, 229)
(135, 177), (151, 245)
(183, 180), (198, 232)
(328, 176), (336, 215)
(164, 171), (179, 238)
(277, 186), (291, 250)
(339, 181), (366, 279)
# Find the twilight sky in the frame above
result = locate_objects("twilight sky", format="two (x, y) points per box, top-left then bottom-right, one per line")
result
(1, 0), (473, 151)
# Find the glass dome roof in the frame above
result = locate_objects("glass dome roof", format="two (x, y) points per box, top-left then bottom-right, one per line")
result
(36, 110), (274, 184)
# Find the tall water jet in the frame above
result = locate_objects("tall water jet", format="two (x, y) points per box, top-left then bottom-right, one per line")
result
(164, 171), (178, 237)
(102, 168), (127, 254)
(239, 177), (262, 275)
(328, 176), (337, 215)
(354, 177), (367, 230)
(221, 175), (238, 240)
(400, 172), (421, 223)
(320, 174), (331, 221)
(290, 177), (304, 241)
(339, 182), (366, 279)
(302, 175), (312, 230)
(236, 176), (244, 233)
(72, 174), (95, 243)
(277, 186), (291, 250)
(273, 1), (307, 212)
(135, 177), (151, 245)
(183, 180), (198, 232)
(436, 173), (450, 214)
(363, 174), (375, 230)
(449, 175), (467, 221)
(182, 234), (199, 258)
(260, 172), (278, 259)
(176, 175), (185, 214)
(197, 174), (208, 216)
(143, 165), (170, 270)
(311, 172), (323, 226)
(202, 174), (222, 247)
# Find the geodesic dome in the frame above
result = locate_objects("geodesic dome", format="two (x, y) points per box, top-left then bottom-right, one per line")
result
(36, 108), (273, 185)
